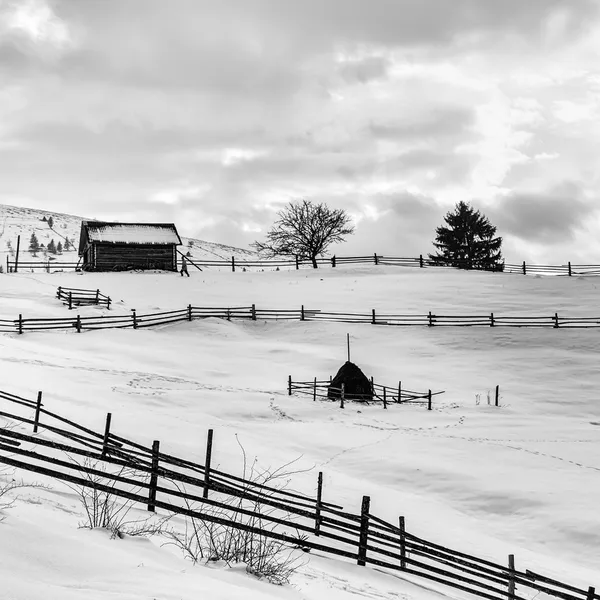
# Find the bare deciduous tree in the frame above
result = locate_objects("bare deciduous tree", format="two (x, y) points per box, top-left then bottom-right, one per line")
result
(253, 200), (354, 268)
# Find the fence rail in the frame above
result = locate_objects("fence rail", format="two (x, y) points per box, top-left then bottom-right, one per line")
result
(6, 253), (600, 276)
(2, 305), (600, 334)
(0, 387), (596, 600)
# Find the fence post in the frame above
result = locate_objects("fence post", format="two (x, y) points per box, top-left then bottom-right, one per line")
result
(147, 440), (160, 512)
(371, 309), (376, 325)
(428, 311), (434, 327)
(428, 390), (432, 411)
(315, 471), (323, 536)
(132, 309), (138, 329)
(102, 413), (112, 457)
(331, 255), (336, 268)
(288, 375), (292, 396)
(95, 289), (100, 304)
(251, 304), (256, 321)
(495, 385), (499, 407)
(522, 261), (526, 275)
(203, 428), (213, 499)
(340, 383), (345, 409)
(107, 297), (111, 310)
(508, 554), (516, 600)
(357, 495), (371, 566)
(313, 377), (317, 401)
(75, 314), (81, 333)
(554, 312), (559, 328)
(490, 312), (495, 327)
(398, 381), (401, 403)
(399, 516), (406, 570)
(17, 314), (23, 335)
(301, 305), (305, 321)
(14, 234), (20, 273)
(33, 391), (43, 433)
(295, 255), (299, 270)
(587, 588), (595, 600)
(187, 304), (192, 321)
(568, 261), (572, 277)
(383, 387), (387, 409)
(374, 253), (378, 265)
(57, 286), (62, 299)
(231, 256), (235, 272)
(68, 291), (72, 310)
(5, 255), (8, 273)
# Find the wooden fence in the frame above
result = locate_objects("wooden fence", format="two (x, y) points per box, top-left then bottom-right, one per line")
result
(56, 286), (111, 310)
(7, 253), (600, 276)
(288, 376), (444, 410)
(2, 305), (600, 335)
(0, 387), (596, 600)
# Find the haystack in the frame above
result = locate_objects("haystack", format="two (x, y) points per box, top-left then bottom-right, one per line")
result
(327, 361), (373, 402)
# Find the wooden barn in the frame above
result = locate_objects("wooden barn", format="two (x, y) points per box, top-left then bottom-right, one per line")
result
(78, 221), (182, 271)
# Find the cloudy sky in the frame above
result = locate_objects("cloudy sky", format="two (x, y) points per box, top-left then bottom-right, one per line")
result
(1, 0), (600, 261)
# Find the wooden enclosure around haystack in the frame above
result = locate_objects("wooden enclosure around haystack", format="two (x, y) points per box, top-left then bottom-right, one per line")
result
(327, 361), (373, 402)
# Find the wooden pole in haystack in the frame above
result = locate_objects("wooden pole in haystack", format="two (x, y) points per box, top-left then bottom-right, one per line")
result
(347, 333), (350, 362)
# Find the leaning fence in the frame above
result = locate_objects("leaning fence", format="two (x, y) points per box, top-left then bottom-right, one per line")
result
(7, 253), (600, 277)
(2, 305), (600, 335)
(56, 286), (111, 310)
(0, 387), (596, 600)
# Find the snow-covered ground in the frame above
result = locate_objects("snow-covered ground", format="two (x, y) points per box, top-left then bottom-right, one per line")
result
(0, 265), (599, 599)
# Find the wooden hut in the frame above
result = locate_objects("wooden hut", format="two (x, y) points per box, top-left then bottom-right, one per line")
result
(327, 361), (373, 402)
(78, 221), (182, 272)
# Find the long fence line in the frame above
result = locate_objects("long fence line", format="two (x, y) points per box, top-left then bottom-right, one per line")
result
(288, 377), (445, 409)
(6, 253), (600, 276)
(0, 387), (596, 600)
(2, 304), (600, 334)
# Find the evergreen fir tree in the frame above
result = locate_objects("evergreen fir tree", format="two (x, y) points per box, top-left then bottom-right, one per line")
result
(57, 241), (63, 253)
(29, 232), (40, 256)
(64, 237), (71, 251)
(41, 216), (47, 222)
(47, 239), (57, 254)
(428, 201), (503, 271)
(47, 216), (54, 228)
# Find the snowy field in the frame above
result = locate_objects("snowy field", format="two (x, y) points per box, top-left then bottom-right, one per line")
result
(0, 265), (599, 599)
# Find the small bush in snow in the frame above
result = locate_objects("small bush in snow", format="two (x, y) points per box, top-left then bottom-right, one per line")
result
(68, 458), (169, 539)
(165, 439), (308, 585)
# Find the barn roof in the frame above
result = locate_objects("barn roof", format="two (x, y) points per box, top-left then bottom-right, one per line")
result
(79, 221), (182, 254)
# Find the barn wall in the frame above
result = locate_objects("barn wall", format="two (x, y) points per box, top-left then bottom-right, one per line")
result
(92, 244), (176, 271)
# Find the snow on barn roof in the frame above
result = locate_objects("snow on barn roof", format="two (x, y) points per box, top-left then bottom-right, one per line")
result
(81, 222), (182, 247)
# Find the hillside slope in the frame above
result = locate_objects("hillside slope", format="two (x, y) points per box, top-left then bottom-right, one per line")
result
(0, 203), (257, 267)
(0, 265), (599, 599)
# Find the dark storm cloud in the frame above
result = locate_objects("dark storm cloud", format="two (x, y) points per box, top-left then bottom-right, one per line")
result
(489, 183), (597, 243)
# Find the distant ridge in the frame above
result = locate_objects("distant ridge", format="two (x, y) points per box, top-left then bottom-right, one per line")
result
(0, 203), (258, 263)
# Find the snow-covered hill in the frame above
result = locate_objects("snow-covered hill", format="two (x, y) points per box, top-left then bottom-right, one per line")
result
(1, 253), (599, 598)
(0, 203), (258, 267)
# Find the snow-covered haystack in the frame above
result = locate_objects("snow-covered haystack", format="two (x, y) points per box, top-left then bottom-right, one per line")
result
(327, 361), (373, 402)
